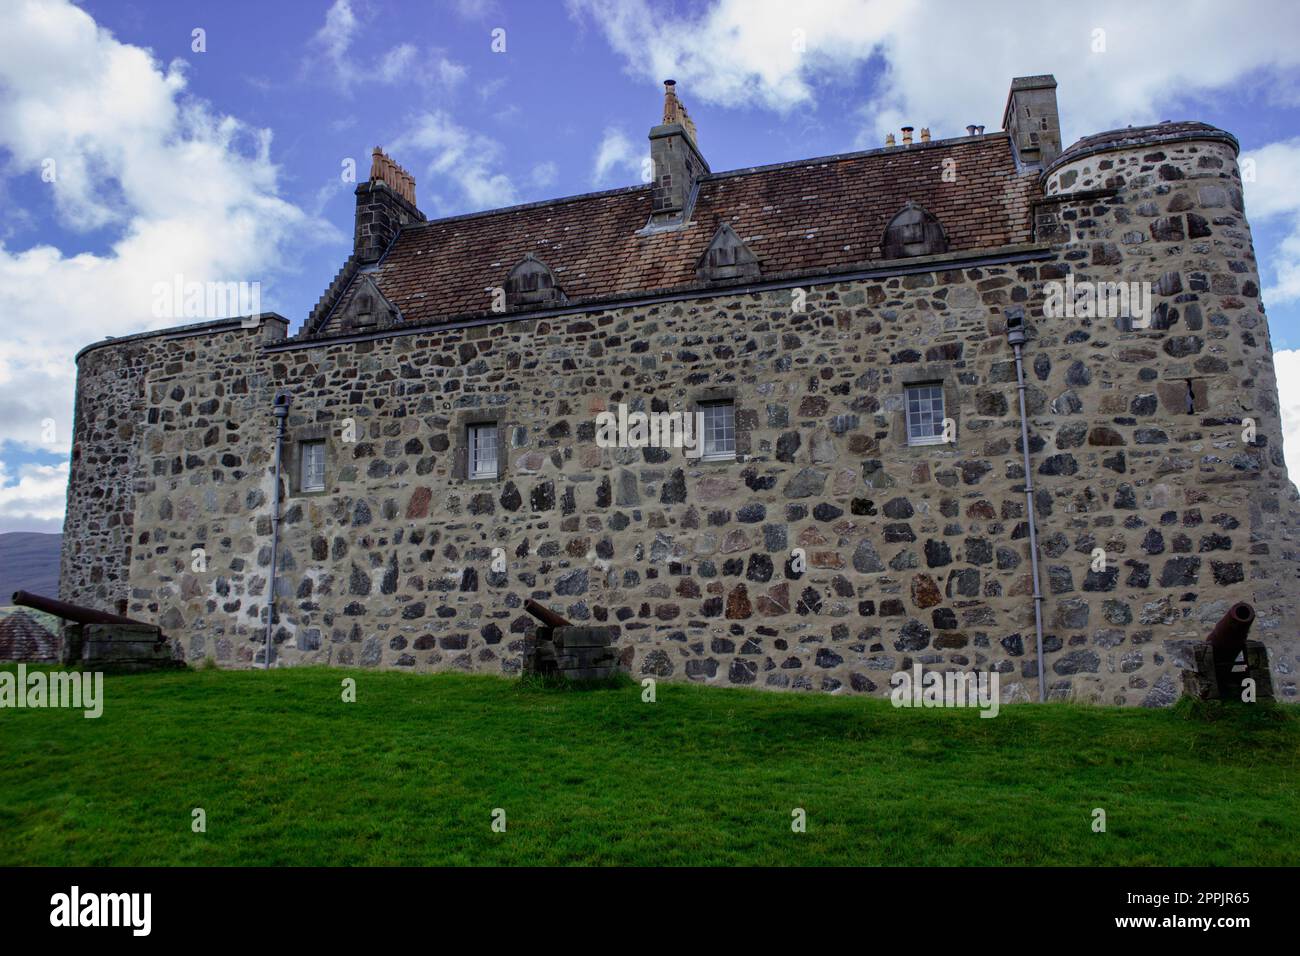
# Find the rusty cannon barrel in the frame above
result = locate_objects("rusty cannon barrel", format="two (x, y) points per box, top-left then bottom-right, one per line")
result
(1206, 601), (1255, 659)
(524, 599), (572, 630)
(11, 590), (154, 630)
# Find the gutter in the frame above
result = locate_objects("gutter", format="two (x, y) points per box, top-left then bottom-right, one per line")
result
(266, 243), (1054, 353)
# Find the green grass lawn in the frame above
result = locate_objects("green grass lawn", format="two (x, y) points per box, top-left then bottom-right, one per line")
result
(1, 664), (1296, 866)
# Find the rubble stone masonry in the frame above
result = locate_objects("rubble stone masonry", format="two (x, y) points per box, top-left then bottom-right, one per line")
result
(60, 128), (1300, 704)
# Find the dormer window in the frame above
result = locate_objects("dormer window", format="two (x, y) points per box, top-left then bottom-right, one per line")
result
(505, 254), (567, 309)
(352, 291), (375, 328)
(337, 274), (400, 333)
(696, 222), (760, 282)
(882, 201), (949, 259)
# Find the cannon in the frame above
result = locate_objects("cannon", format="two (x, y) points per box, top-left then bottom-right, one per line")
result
(12, 591), (158, 631)
(524, 599), (572, 630)
(1206, 601), (1255, 659)
(11, 591), (182, 672)
(1182, 601), (1272, 702)
(522, 600), (617, 680)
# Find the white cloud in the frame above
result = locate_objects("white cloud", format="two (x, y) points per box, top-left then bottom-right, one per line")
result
(0, 459), (68, 531)
(478, 76), (508, 101)
(446, 0), (500, 20)
(309, 0), (468, 94)
(1274, 350), (1300, 487)
(0, 0), (322, 531)
(389, 111), (518, 213)
(568, 0), (1300, 146)
(530, 161), (559, 190)
(378, 42), (419, 84)
(567, 0), (901, 115)
(1242, 139), (1300, 305)
(311, 0), (359, 80)
(592, 126), (643, 185)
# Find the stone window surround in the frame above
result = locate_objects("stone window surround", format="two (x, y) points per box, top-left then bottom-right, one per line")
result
(451, 409), (512, 481)
(287, 423), (334, 497)
(890, 364), (961, 453)
(689, 386), (750, 464)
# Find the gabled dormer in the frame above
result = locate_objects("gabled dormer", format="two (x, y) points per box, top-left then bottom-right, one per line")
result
(337, 274), (400, 333)
(881, 201), (949, 259)
(696, 221), (760, 281)
(505, 253), (567, 309)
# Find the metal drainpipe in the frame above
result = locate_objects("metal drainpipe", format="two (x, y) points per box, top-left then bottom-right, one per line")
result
(265, 393), (290, 669)
(1006, 308), (1047, 702)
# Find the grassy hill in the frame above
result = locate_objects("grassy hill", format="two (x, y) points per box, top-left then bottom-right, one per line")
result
(0, 667), (1294, 866)
(0, 531), (61, 599)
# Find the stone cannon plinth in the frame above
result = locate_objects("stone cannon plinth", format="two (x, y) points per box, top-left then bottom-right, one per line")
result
(1181, 603), (1273, 702)
(63, 622), (185, 673)
(522, 601), (618, 680)
(1182, 641), (1274, 702)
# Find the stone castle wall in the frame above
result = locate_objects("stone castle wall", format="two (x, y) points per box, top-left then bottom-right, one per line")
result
(60, 319), (288, 610)
(61, 133), (1299, 703)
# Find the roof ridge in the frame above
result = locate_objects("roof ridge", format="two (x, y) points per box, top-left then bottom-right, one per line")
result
(398, 132), (1012, 233)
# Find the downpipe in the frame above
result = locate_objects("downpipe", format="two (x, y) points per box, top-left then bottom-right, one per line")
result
(1005, 308), (1047, 702)
(265, 393), (290, 669)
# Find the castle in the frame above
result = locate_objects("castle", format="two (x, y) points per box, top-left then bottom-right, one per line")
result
(59, 75), (1299, 704)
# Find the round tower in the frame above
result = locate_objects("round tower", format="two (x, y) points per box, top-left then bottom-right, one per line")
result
(1040, 121), (1298, 697)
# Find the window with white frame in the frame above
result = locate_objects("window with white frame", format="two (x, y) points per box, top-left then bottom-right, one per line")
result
(300, 440), (326, 492)
(700, 400), (735, 461)
(468, 422), (499, 479)
(905, 383), (947, 446)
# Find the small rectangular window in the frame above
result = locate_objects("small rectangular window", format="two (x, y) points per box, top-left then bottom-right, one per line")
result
(905, 383), (946, 446)
(468, 423), (499, 479)
(300, 440), (326, 492)
(700, 401), (735, 461)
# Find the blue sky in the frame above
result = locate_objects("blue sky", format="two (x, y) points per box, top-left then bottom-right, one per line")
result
(2, 0), (1300, 533)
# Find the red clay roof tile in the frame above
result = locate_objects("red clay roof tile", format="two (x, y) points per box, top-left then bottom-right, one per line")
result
(307, 133), (1037, 337)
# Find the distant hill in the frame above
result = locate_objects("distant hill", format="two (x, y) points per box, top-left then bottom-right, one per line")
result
(0, 532), (62, 600)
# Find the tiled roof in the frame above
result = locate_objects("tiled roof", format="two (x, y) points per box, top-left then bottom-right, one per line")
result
(0, 610), (60, 662)
(307, 132), (1037, 337)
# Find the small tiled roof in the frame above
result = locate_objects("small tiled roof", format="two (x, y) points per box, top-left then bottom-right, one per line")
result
(306, 132), (1037, 337)
(0, 610), (60, 662)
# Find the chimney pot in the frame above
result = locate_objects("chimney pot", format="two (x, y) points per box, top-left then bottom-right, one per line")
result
(885, 133), (896, 147)
(920, 127), (931, 142)
(976, 125), (985, 135)
(966, 124), (978, 137)
(354, 146), (424, 263)
(901, 126), (914, 145)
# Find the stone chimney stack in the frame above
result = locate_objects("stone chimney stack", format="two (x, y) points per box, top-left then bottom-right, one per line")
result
(354, 146), (426, 265)
(646, 80), (710, 230)
(1002, 75), (1062, 170)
